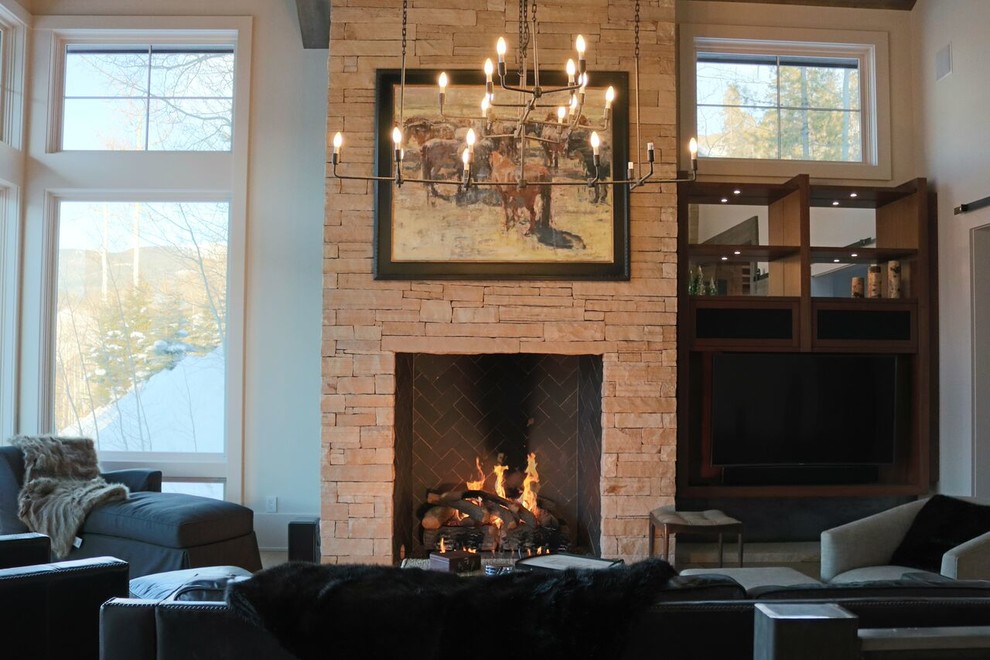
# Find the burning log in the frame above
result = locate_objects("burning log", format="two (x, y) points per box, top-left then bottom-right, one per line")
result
(421, 506), (455, 530)
(442, 498), (486, 524)
(458, 490), (538, 528)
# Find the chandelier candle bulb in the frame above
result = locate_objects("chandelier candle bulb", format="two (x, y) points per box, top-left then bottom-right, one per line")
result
(628, 161), (634, 178)
(484, 58), (494, 97)
(566, 58), (576, 85)
(647, 142), (655, 164)
(496, 36), (507, 77)
(689, 137), (699, 171)
(437, 72), (448, 112)
(466, 128), (477, 154)
(575, 34), (586, 73)
(557, 106), (566, 123)
(332, 132), (342, 165)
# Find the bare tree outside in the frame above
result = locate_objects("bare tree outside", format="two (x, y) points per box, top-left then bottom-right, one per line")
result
(63, 46), (233, 151)
(55, 200), (229, 453)
(696, 54), (861, 162)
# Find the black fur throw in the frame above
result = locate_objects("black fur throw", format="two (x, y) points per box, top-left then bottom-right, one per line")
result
(227, 558), (677, 660)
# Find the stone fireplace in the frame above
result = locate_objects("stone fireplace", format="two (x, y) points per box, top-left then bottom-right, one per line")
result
(322, 0), (678, 564)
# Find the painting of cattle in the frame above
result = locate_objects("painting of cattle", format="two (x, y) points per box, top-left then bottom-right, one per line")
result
(373, 69), (630, 280)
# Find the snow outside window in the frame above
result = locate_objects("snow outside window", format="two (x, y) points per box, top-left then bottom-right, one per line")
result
(55, 200), (229, 455)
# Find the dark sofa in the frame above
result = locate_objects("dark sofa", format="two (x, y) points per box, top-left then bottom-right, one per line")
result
(0, 445), (261, 578)
(100, 561), (990, 660)
(0, 533), (128, 660)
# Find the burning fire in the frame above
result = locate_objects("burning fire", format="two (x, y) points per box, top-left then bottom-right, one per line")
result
(520, 453), (540, 516)
(465, 457), (486, 491)
(493, 463), (508, 499)
(429, 452), (551, 556)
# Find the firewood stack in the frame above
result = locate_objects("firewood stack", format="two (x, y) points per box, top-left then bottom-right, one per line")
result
(419, 487), (569, 553)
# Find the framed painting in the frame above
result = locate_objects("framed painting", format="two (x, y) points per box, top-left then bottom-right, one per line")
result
(373, 69), (630, 280)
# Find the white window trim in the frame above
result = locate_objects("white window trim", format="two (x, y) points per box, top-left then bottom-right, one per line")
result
(680, 24), (892, 181)
(0, 1), (28, 149)
(0, 0), (27, 440)
(0, 184), (18, 441)
(21, 15), (251, 503)
(47, 26), (240, 154)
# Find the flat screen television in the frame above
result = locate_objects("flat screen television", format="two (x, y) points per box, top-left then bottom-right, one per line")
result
(710, 353), (902, 467)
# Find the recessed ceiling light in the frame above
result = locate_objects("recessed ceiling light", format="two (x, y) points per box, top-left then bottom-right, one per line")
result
(850, 192), (858, 198)
(832, 201), (840, 206)
(721, 256), (728, 261)
(721, 197), (728, 203)
(851, 252), (858, 258)
(733, 189), (741, 195)
(833, 259), (840, 263)
(733, 250), (741, 255)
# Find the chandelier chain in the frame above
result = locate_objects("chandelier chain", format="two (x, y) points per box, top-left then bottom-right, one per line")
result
(518, 0), (530, 79)
(634, 0), (641, 60)
(398, 0), (408, 127)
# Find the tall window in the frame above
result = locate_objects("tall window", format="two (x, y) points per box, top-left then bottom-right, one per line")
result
(55, 201), (229, 454)
(25, 17), (251, 500)
(62, 45), (234, 151)
(696, 53), (861, 162)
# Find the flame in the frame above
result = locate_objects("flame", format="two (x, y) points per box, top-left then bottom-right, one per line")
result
(466, 457), (486, 491)
(439, 537), (447, 553)
(493, 463), (508, 500)
(520, 452), (540, 515)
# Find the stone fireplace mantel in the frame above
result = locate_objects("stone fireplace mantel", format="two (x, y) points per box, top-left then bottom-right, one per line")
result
(322, 0), (678, 564)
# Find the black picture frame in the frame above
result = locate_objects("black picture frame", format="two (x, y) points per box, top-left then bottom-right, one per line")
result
(373, 69), (630, 280)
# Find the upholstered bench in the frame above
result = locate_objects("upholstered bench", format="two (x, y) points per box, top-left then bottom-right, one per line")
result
(649, 507), (744, 567)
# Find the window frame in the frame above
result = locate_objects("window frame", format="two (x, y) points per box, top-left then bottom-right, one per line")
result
(0, 0), (27, 441)
(48, 27), (240, 154)
(22, 15), (251, 502)
(680, 24), (891, 181)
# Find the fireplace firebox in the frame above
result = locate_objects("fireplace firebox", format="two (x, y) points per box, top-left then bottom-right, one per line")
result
(393, 353), (603, 560)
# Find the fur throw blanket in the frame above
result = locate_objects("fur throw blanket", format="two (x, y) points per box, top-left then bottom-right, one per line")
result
(228, 558), (677, 660)
(12, 435), (128, 558)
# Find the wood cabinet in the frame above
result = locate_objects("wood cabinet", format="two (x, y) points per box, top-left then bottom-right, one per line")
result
(677, 175), (934, 497)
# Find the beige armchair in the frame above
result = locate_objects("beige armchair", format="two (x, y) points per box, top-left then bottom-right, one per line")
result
(821, 497), (990, 583)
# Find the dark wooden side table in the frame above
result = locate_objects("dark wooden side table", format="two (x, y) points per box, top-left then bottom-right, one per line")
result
(648, 507), (744, 568)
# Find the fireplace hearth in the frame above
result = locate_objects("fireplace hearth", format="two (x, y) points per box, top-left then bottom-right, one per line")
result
(393, 353), (603, 559)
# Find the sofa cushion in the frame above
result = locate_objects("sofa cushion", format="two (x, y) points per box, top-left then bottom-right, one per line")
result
(890, 495), (990, 572)
(129, 565), (252, 600)
(830, 565), (941, 584)
(659, 574), (747, 601)
(752, 576), (990, 600)
(81, 491), (253, 548)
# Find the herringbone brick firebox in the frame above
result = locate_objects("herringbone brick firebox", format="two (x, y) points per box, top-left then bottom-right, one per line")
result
(393, 353), (603, 558)
(323, 0), (678, 564)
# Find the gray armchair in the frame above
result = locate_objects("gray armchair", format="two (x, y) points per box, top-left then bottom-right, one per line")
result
(821, 497), (990, 583)
(0, 445), (261, 578)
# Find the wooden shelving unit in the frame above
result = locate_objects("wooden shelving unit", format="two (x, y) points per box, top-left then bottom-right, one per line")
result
(677, 175), (933, 498)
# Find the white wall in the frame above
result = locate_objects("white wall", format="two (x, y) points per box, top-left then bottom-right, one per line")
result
(26, 0), (325, 546)
(913, 0), (990, 496)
